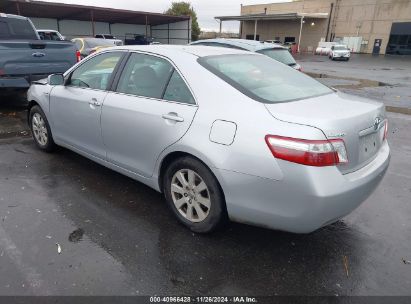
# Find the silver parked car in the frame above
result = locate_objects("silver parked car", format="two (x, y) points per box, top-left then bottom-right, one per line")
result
(190, 38), (302, 71)
(27, 45), (390, 233)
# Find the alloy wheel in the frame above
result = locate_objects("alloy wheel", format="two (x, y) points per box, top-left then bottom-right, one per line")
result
(170, 169), (211, 223)
(32, 113), (48, 146)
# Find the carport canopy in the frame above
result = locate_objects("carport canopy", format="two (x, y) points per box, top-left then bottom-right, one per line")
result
(215, 12), (329, 51)
(1, 0), (190, 36)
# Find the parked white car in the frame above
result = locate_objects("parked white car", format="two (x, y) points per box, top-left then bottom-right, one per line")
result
(37, 29), (65, 41)
(329, 45), (351, 61)
(95, 34), (123, 46)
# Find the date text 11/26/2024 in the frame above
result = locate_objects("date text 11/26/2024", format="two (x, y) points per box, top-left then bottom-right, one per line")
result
(149, 296), (258, 303)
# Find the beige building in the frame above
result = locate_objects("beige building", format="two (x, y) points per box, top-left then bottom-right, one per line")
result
(216, 0), (411, 54)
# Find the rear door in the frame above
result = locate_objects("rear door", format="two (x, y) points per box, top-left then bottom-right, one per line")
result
(101, 52), (197, 177)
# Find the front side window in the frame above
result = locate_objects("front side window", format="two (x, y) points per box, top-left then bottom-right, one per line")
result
(257, 48), (297, 66)
(68, 52), (123, 90)
(198, 54), (332, 104)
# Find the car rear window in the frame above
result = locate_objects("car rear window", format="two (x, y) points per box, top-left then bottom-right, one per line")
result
(257, 48), (297, 66)
(0, 17), (37, 40)
(198, 54), (332, 104)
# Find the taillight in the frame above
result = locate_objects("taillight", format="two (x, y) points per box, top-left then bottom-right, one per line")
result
(383, 120), (388, 141)
(76, 50), (81, 62)
(265, 135), (348, 167)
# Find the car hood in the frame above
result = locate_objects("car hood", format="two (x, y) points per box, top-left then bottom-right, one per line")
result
(264, 92), (386, 173)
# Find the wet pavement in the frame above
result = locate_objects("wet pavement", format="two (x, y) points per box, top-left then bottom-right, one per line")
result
(297, 53), (411, 111)
(0, 105), (411, 296)
(1, 55), (411, 296)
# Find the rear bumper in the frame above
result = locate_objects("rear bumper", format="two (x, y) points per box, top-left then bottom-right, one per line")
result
(216, 141), (390, 233)
(0, 75), (49, 89)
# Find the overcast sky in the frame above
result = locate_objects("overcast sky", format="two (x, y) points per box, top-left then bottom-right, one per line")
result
(41, 0), (290, 32)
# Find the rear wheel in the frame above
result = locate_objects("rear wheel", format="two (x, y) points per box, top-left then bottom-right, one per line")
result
(29, 105), (56, 152)
(163, 156), (227, 233)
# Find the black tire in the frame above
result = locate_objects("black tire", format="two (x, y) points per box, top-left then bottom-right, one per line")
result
(163, 156), (228, 233)
(29, 105), (56, 152)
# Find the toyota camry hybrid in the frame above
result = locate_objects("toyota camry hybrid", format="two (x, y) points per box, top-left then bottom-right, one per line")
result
(27, 45), (390, 233)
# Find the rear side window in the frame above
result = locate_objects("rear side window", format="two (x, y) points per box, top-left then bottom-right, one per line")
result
(163, 70), (195, 104)
(198, 54), (332, 104)
(117, 53), (173, 99)
(0, 18), (37, 40)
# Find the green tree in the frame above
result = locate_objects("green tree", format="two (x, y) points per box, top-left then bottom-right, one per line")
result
(165, 2), (201, 41)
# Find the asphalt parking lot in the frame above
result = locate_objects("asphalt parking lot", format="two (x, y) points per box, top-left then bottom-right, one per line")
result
(297, 53), (411, 113)
(1, 54), (411, 296)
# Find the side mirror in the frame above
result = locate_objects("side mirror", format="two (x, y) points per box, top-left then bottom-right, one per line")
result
(47, 74), (64, 86)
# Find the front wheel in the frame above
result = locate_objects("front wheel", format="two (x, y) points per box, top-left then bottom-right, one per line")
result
(163, 157), (227, 233)
(29, 105), (56, 152)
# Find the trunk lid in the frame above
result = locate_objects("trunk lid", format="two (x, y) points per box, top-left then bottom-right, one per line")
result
(264, 92), (386, 173)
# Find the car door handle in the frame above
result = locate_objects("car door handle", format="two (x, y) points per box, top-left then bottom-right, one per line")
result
(89, 98), (101, 107)
(162, 113), (184, 122)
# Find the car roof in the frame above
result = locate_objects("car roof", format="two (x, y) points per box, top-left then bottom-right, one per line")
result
(191, 38), (286, 52)
(0, 13), (28, 20)
(37, 29), (58, 32)
(106, 44), (253, 58)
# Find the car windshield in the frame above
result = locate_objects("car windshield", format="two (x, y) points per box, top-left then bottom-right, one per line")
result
(85, 38), (115, 48)
(198, 54), (332, 104)
(334, 46), (348, 50)
(257, 48), (297, 66)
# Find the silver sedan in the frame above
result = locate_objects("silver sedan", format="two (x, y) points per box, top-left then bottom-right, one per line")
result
(27, 45), (390, 233)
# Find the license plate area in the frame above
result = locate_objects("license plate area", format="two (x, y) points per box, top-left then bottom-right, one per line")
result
(358, 129), (383, 163)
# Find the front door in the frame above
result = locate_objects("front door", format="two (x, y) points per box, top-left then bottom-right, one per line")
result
(101, 52), (198, 177)
(50, 51), (124, 159)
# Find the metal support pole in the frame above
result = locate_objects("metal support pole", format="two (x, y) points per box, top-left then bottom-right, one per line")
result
(239, 21), (243, 38)
(298, 16), (304, 53)
(91, 10), (95, 37)
(108, 23), (112, 34)
(219, 20), (222, 37)
(167, 23), (170, 44)
(253, 19), (258, 40)
(16, 2), (21, 15)
(57, 20), (60, 32)
(188, 18), (191, 43)
(145, 15), (149, 38)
